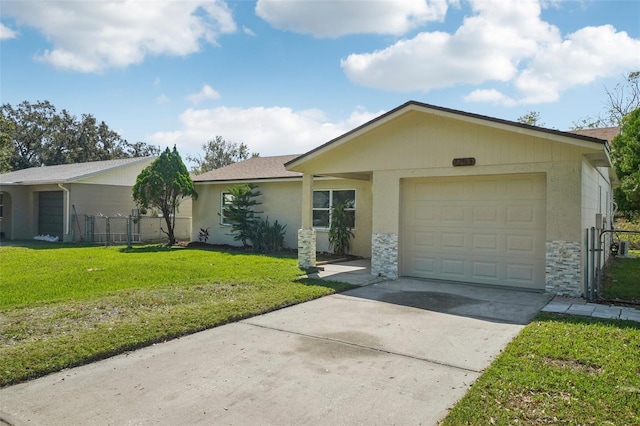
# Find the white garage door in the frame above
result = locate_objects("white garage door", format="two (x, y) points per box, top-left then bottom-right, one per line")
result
(401, 174), (546, 289)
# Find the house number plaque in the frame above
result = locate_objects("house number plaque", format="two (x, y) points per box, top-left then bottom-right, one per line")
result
(452, 157), (476, 166)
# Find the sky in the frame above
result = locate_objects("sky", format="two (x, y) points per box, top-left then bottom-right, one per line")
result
(1, 0), (640, 165)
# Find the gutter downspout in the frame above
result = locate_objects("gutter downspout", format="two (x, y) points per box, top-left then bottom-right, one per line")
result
(58, 183), (70, 239)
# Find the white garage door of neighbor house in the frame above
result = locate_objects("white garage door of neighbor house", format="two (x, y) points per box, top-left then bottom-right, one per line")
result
(401, 174), (546, 290)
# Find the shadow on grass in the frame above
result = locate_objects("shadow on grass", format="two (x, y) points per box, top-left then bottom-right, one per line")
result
(118, 244), (298, 260)
(0, 240), (96, 250)
(294, 276), (358, 293)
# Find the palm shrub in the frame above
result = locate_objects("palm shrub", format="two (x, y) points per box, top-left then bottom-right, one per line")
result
(328, 201), (355, 256)
(251, 217), (287, 253)
(223, 183), (262, 247)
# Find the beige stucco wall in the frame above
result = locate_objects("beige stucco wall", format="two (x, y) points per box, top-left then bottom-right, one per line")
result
(581, 160), (612, 230)
(293, 110), (604, 244)
(581, 159), (614, 266)
(192, 178), (372, 256)
(193, 180), (303, 249)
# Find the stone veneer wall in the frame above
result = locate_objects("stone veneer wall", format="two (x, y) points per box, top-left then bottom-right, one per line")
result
(545, 240), (582, 296)
(372, 233), (398, 279)
(297, 228), (316, 269)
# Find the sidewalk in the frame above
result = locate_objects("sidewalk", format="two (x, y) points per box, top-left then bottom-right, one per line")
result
(543, 296), (640, 322)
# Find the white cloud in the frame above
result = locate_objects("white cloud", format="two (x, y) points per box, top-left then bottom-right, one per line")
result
(242, 26), (256, 37)
(187, 84), (221, 104)
(341, 0), (640, 105)
(2, 1), (237, 72)
(464, 89), (516, 106)
(148, 105), (384, 158)
(156, 94), (170, 105)
(0, 23), (17, 40)
(255, 0), (449, 38)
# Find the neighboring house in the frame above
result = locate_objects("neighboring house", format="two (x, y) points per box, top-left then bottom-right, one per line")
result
(193, 101), (618, 297)
(0, 157), (194, 242)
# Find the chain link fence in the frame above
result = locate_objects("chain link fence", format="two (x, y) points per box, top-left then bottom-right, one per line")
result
(71, 213), (191, 245)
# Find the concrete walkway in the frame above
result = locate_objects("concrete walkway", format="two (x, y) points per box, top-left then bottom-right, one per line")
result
(316, 260), (640, 323)
(543, 296), (640, 322)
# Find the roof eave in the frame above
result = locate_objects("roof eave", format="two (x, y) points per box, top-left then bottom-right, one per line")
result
(194, 176), (303, 185)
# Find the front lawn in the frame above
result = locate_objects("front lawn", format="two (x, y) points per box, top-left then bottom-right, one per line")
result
(441, 313), (640, 425)
(0, 243), (352, 387)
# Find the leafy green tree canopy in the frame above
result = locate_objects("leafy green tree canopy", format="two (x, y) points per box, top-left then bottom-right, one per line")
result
(187, 136), (258, 175)
(610, 108), (640, 216)
(1, 100), (160, 171)
(516, 111), (545, 127)
(132, 146), (197, 245)
(0, 115), (15, 173)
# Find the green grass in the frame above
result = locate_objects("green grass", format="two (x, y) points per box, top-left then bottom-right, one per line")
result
(603, 249), (640, 301)
(0, 243), (353, 387)
(441, 313), (640, 425)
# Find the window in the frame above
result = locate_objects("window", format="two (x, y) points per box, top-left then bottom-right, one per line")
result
(220, 192), (234, 225)
(0, 193), (3, 219)
(313, 189), (355, 229)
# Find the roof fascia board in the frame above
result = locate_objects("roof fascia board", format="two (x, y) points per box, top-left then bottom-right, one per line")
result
(193, 176), (349, 185)
(194, 176), (302, 185)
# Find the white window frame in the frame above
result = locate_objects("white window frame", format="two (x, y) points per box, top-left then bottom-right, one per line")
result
(312, 189), (356, 230)
(220, 192), (234, 226)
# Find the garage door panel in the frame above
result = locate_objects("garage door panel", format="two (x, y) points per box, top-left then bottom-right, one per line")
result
(442, 232), (466, 249)
(441, 259), (466, 276)
(402, 174), (546, 290)
(472, 205), (499, 222)
(413, 230), (438, 247)
(506, 234), (535, 253)
(412, 255), (438, 274)
(472, 261), (499, 279)
(472, 234), (499, 250)
(506, 264), (535, 282)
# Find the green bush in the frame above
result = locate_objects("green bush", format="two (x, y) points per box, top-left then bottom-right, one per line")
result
(251, 217), (287, 253)
(329, 202), (355, 256)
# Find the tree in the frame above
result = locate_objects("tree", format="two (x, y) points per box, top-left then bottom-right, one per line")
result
(610, 108), (640, 216)
(572, 71), (640, 129)
(132, 146), (197, 245)
(223, 183), (262, 247)
(516, 111), (545, 127)
(0, 116), (15, 173)
(187, 136), (258, 175)
(1, 100), (160, 171)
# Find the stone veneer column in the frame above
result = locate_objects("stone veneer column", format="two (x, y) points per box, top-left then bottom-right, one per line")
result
(545, 241), (582, 296)
(372, 233), (398, 279)
(298, 228), (316, 270)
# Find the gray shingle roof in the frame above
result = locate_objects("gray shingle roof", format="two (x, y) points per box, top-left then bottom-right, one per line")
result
(0, 157), (155, 185)
(568, 127), (620, 142)
(193, 155), (302, 182)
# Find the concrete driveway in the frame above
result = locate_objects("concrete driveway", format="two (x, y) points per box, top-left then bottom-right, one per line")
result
(0, 279), (552, 426)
